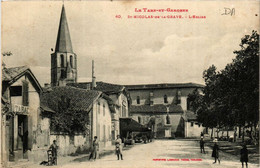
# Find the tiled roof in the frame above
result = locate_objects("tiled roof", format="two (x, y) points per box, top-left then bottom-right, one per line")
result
(125, 83), (204, 90)
(41, 86), (101, 112)
(185, 110), (197, 121)
(129, 104), (183, 113)
(2, 66), (29, 81)
(67, 81), (125, 94)
(2, 66), (42, 93)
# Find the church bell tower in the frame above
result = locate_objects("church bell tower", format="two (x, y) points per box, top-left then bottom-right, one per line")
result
(51, 5), (77, 86)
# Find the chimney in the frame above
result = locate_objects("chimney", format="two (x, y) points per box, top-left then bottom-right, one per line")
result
(92, 60), (96, 89)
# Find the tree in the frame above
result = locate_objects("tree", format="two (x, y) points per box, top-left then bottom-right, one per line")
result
(232, 30), (259, 141)
(2, 51), (12, 56)
(50, 95), (91, 135)
(2, 51), (13, 68)
(41, 87), (93, 135)
(189, 31), (259, 142)
(187, 89), (203, 113)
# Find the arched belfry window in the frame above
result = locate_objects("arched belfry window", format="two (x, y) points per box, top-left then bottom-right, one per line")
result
(164, 95), (168, 103)
(166, 115), (171, 124)
(137, 96), (140, 104)
(70, 55), (73, 68)
(60, 55), (64, 67)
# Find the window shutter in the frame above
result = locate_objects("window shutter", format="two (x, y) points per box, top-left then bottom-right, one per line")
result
(22, 80), (29, 106)
(27, 116), (33, 150)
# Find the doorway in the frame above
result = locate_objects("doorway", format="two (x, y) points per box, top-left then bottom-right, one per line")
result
(165, 129), (171, 137)
(7, 115), (14, 161)
(18, 115), (28, 159)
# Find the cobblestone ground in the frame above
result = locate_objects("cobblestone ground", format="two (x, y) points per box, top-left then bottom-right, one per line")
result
(13, 139), (260, 168)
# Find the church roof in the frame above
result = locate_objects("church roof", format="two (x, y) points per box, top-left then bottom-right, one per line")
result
(55, 5), (73, 53)
(125, 83), (204, 90)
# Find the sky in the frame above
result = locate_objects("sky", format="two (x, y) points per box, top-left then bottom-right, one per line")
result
(1, 1), (259, 86)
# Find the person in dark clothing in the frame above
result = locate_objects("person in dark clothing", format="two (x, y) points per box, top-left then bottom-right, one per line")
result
(240, 144), (248, 168)
(49, 140), (58, 165)
(234, 130), (237, 142)
(212, 139), (220, 164)
(200, 138), (206, 154)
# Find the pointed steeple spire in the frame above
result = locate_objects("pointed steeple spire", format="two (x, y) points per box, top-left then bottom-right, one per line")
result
(55, 4), (73, 53)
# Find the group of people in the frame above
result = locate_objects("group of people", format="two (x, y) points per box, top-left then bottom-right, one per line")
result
(48, 133), (249, 167)
(199, 134), (221, 164)
(199, 132), (249, 167)
(89, 135), (123, 161)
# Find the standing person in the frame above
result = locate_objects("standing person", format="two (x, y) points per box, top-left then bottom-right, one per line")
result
(200, 138), (206, 154)
(212, 139), (220, 164)
(240, 144), (248, 168)
(49, 140), (58, 165)
(115, 135), (123, 160)
(89, 136), (99, 161)
(234, 130), (237, 142)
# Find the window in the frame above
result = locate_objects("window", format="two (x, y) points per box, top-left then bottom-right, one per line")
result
(177, 99), (181, 104)
(60, 69), (66, 79)
(103, 125), (106, 141)
(60, 55), (64, 67)
(108, 126), (111, 140)
(175, 90), (181, 105)
(86, 84), (91, 90)
(138, 116), (141, 124)
(166, 115), (171, 125)
(187, 97), (191, 110)
(191, 122), (194, 127)
(70, 55), (73, 68)
(198, 123), (201, 127)
(137, 96), (140, 104)
(178, 91), (181, 96)
(164, 95), (168, 103)
(150, 92), (154, 105)
(122, 105), (126, 117)
(98, 103), (100, 114)
(22, 81), (29, 106)
(10, 86), (22, 96)
(103, 104), (105, 116)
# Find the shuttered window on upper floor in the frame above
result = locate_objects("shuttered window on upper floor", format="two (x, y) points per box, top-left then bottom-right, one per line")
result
(22, 80), (29, 106)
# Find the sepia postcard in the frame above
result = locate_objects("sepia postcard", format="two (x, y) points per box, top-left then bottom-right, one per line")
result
(1, 0), (259, 168)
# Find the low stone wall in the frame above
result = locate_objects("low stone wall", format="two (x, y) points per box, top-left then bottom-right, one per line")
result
(28, 147), (49, 163)
(50, 134), (91, 156)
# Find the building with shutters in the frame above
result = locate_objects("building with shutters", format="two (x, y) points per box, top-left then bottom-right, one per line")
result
(41, 86), (115, 155)
(125, 83), (205, 138)
(1, 66), (54, 166)
(67, 81), (131, 142)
